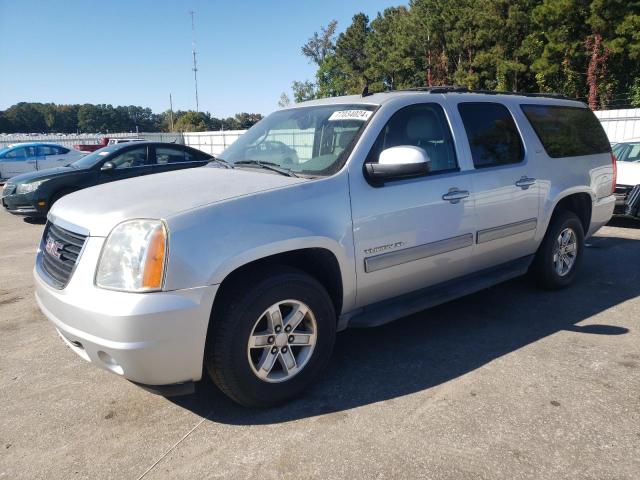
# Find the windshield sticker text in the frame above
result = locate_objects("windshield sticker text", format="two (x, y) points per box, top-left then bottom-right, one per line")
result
(328, 110), (373, 122)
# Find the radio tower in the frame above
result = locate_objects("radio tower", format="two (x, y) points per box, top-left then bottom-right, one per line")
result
(189, 11), (199, 112)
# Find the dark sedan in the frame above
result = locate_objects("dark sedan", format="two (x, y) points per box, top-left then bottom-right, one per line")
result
(1, 142), (213, 217)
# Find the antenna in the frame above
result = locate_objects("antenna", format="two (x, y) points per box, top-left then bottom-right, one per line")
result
(189, 10), (199, 113)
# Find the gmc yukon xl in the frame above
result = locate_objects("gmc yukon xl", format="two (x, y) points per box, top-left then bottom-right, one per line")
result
(34, 88), (616, 406)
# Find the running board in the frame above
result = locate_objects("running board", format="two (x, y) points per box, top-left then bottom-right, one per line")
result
(342, 255), (534, 329)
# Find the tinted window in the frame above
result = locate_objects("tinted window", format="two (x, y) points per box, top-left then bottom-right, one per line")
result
(39, 145), (67, 156)
(367, 103), (458, 174)
(109, 147), (147, 169)
(521, 104), (610, 158)
(458, 103), (524, 168)
(184, 148), (210, 162)
(155, 147), (186, 165)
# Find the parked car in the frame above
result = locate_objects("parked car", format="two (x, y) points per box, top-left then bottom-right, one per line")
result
(34, 89), (615, 407)
(1, 141), (213, 216)
(245, 140), (299, 165)
(612, 139), (640, 218)
(0, 143), (85, 180)
(73, 137), (145, 153)
(107, 138), (145, 145)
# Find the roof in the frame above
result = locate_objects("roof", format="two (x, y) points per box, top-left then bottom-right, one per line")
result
(295, 88), (586, 109)
(7, 142), (66, 148)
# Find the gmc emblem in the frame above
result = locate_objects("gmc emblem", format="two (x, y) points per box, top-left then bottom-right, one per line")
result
(45, 236), (64, 260)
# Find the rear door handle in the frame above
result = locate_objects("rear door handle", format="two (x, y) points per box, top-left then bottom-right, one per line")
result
(26, 160), (36, 164)
(442, 189), (470, 204)
(515, 177), (536, 189)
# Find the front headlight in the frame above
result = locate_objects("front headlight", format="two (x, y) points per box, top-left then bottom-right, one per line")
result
(95, 219), (168, 292)
(16, 180), (46, 194)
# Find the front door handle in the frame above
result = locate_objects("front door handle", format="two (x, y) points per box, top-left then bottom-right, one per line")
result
(515, 176), (536, 189)
(442, 189), (470, 204)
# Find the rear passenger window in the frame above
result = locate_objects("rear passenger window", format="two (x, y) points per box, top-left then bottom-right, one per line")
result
(520, 104), (611, 158)
(155, 147), (186, 165)
(458, 102), (524, 168)
(366, 103), (458, 174)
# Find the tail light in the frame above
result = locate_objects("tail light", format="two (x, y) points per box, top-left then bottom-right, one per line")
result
(611, 152), (617, 194)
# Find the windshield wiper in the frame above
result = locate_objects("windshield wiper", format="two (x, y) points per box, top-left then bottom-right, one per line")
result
(210, 156), (234, 169)
(234, 160), (299, 177)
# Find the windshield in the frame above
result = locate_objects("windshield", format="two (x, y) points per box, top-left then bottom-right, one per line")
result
(69, 144), (122, 168)
(613, 141), (640, 162)
(217, 104), (377, 176)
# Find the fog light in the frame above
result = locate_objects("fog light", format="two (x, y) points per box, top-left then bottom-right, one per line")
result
(97, 351), (124, 375)
(37, 200), (46, 207)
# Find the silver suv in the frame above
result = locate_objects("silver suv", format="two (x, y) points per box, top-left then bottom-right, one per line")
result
(35, 89), (616, 407)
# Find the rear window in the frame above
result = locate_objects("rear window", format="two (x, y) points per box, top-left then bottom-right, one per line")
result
(458, 102), (524, 168)
(520, 104), (610, 158)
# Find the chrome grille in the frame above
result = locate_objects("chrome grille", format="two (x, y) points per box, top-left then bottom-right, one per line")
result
(39, 222), (87, 289)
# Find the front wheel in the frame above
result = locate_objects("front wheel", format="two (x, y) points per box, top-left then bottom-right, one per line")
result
(531, 211), (584, 289)
(205, 267), (336, 407)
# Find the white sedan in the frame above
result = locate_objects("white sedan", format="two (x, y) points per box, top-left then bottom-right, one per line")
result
(0, 142), (85, 181)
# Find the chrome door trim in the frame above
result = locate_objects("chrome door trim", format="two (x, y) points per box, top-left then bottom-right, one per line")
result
(476, 218), (537, 244)
(364, 233), (474, 273)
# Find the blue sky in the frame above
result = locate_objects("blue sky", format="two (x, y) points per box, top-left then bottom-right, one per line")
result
(0, 0), (401, 117)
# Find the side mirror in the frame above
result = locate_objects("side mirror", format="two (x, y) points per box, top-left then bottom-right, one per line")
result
(100, 161), (115, 172)
(365, 146), (430, 183)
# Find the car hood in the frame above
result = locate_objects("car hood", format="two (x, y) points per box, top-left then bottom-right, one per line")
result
(8, 166), (79, 184)
(617, 161), (640, 186)
(50, 166), (307, 236)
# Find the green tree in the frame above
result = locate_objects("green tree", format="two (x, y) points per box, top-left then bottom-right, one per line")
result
(291, 80), (317, 102)
(334, 13), (371, 93)
(173, 111), (209, 132)
(365, 6), (414, 91)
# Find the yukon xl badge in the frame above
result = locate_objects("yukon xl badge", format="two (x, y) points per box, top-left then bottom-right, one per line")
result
(45, 236), (64, 260)
(364, 242), (405, 255)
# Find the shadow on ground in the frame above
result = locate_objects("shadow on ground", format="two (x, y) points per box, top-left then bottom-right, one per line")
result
(171, 234), (638, 425)
(608, 216), (640, 229)
(22, 216), (46, 225)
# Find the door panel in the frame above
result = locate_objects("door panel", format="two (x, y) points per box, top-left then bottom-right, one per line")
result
(37, 146), (71, 170)
(350, 102), (476, 307)
(1, 147), (37, 176)
(455, 101), (541, 271)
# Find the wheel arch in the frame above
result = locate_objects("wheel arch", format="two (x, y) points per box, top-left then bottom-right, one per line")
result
(541, 190), (593, 239)
(212, 247), (345, 319)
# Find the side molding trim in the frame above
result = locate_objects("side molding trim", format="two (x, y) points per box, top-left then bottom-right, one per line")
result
(364, 233), (474, 273)
(476, 218), (537, 244)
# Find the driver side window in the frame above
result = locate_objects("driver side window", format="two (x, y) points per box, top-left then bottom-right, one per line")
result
(110, 147), (148, 169)
(366, 103), (458, 174)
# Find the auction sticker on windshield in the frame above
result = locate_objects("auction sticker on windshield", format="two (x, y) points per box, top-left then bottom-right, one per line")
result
(328, 110), (373, 122)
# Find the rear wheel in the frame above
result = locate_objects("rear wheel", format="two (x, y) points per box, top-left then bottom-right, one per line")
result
(531, 211), (584, 289)
(205, 267), (336, 407)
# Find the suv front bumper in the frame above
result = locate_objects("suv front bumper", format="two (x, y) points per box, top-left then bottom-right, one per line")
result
(34, 237), (218, 389)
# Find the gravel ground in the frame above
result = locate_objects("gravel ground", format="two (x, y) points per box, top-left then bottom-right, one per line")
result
(0, 208), (639, 480)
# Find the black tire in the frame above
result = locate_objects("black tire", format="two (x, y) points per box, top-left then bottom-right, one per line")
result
(531, 210), (585, 289)
(205, 266), (336, 407)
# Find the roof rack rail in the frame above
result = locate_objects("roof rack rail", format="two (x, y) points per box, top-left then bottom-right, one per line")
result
(395, 86), (575, 101)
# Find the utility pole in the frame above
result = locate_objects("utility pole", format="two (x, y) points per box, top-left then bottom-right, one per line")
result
(189, 11), (199, 113)
(169, 93), (174, 131)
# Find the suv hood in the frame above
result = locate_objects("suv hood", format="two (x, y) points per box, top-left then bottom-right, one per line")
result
(50, 167), (306, 236)
(617, 161), (640, 186)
